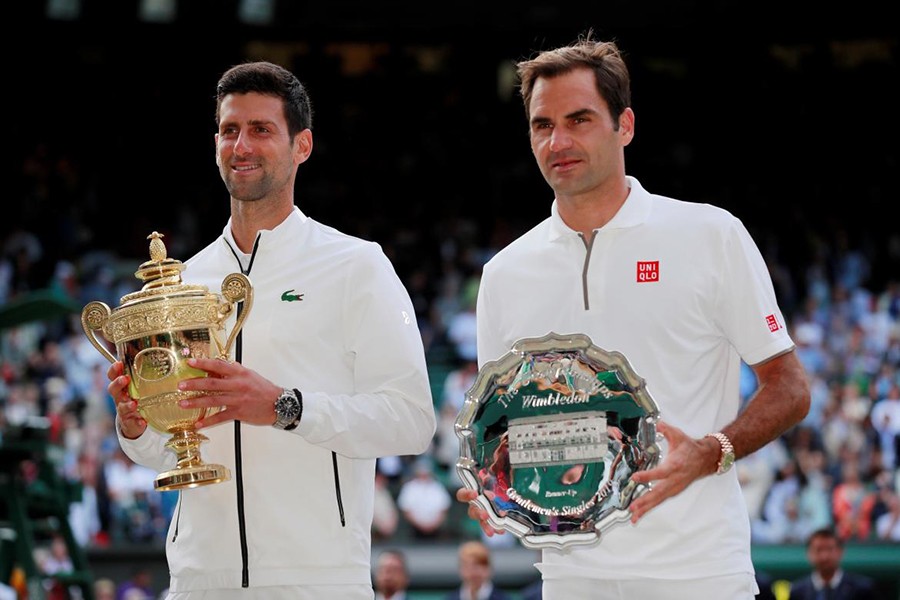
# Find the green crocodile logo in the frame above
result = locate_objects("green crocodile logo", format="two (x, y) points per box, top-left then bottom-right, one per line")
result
(281, 290), (304, 302)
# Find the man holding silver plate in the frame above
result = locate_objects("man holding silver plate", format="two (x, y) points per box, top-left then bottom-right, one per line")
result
(456, 33), (810, 600)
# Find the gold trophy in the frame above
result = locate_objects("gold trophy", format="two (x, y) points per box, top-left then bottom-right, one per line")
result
(81, 232), (253, 492)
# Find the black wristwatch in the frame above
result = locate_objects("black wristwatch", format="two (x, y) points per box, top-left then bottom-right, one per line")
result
(273, 388), (303, 431)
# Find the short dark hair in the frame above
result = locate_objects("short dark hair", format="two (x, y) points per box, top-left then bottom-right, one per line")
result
(516, 32), (631, 128)
(215, 61), (313, 138)
(806, 527), (842, 548)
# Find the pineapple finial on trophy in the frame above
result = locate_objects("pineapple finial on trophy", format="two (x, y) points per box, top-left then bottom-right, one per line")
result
(136, 231), (187, 290)
(148, 231), (167, 262)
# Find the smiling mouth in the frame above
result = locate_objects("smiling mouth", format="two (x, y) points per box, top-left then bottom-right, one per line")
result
(232, 164), (261, 172)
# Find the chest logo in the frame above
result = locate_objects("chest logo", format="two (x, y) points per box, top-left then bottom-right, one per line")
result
(636, 261), (659, 283)
(281, 289), (304, 302)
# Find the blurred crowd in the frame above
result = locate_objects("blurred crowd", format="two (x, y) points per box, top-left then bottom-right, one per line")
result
(2, 138), (899, 598)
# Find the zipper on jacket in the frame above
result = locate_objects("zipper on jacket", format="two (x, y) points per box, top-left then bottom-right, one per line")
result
(578, 232), (596, 310)
(171, 492), (182, 542)
(225, 234), (261, 588)
(331, 452), (346, 526)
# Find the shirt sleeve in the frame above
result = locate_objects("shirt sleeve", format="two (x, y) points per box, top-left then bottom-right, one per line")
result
(714, 217), (795, 366)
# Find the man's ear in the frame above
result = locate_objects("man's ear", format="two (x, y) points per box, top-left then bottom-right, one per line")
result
(619, 107), (635, 146)
(294, 129), (313, 165)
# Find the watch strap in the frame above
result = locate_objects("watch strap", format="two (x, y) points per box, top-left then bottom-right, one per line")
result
(284, 388), (302, 431)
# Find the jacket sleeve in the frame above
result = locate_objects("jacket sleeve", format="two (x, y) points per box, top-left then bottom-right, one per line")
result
(116, 417), (177, 473)
(294, 243), (436, 458)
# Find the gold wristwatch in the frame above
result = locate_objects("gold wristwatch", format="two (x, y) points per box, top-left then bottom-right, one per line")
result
(705, 432), (735, 475)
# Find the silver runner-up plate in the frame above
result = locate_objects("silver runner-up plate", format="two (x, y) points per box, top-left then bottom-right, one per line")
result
(455, 332), (662, 550)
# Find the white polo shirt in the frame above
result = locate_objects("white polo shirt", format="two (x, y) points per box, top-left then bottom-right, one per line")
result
(476, 176), (794, 580)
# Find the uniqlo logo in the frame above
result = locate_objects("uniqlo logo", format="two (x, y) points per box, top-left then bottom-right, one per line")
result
(766, 314), (782, 332)
(636, 261), (659, 283)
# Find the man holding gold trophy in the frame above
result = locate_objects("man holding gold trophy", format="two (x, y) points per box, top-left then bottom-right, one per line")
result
(105, 62), (435, 599)
(456, 34), (811, 599)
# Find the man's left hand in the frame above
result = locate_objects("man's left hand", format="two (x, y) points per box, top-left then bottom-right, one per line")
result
(627, 421), (718, 523)
(176, 357), (283, 428)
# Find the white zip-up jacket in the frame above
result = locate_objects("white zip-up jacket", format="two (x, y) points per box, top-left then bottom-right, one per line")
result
(118, 207), (436, 592)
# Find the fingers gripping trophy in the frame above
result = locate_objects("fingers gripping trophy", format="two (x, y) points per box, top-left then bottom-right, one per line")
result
(81, 232), (253, 491)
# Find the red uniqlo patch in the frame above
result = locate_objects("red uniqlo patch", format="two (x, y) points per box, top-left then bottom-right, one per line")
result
(636, 261), (659, 283)
(766, 314), (782, 332)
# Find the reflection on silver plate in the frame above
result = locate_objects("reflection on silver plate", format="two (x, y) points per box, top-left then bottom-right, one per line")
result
(455, 332), (662, 550)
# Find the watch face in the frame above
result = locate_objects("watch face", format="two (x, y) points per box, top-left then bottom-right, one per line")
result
(277, 394), (299, 420)
(720, 452), (736, 473)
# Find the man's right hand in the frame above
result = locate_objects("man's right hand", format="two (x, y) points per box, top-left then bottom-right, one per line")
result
(107, 361), (147, 440)
(455, 487), (506, 539)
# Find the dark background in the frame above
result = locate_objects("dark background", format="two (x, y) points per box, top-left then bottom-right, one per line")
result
(11, 0), (900, 310)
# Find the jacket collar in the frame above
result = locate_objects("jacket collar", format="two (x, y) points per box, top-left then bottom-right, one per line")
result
(222, 206), (309, 255)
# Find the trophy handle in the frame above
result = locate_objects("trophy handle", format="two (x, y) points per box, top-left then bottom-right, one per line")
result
(218, 273), (253, 359)
(81, 301), (117, 364)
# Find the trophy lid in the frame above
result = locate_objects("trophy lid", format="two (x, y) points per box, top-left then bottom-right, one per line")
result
(135, 232), (187, 290)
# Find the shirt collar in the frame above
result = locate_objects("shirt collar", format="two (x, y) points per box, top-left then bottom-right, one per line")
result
(461, 582), (495, 600)
(548, 175), (651, 242)
(811, 569), (844, 590)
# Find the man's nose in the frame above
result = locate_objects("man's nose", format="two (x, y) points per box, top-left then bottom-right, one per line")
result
(234, 131), (253, 155)
(549, 128), (573, 152)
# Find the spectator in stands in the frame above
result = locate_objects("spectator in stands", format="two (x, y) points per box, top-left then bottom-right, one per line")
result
(444, 540), (512, 600)
(441, 357), (479, 414)
(739, 437), (789, 524)
(832, 460), (877, 541)
(372, 471), (400, 541)
(374, 548), (411, 600)
(870, 382), (900, 471)
(874, 487), (900, 541)
(433, 355), (478, 475)
(788, 527), (879, 599)
(398, 458), (452, 539)
(869, 467), (900, 541)
(116, 567), (155, 600)
(36, 533), (75, 599)
(94, 578), (116, 600)
(445, 284), (479, 364)
(752, 456), (831, 544)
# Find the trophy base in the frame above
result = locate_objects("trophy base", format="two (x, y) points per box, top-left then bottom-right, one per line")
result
(155, 463), (231, 492)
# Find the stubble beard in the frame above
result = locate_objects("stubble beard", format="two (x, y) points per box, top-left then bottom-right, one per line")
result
(221, 168), (274, 203)
(542, 160), (607, 201)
